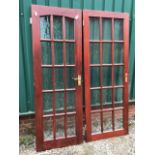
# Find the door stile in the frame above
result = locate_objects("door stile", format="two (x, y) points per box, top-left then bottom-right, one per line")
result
(123, 14), (129, 133)
(31, 7), (44, 151)
(83, 12), (92, 141)
(74, 11), (83, 144)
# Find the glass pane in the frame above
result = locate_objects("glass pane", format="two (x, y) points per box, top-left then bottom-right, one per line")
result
(90, 17), (100, 40)
(91, 113), (101, 134)
(55, 92), (64, 112)
(67, 116), (76, 137)
(66, 67), (75, 88)
(42, 68), (52, 90)
(115, 88), (123, 105)
(102, 43), (112, 64)
(54, 42), (63, 65)
(90, 67), (100, 87)
(102, 89), (112, 106)
(65, 17), (74, 40)
(114, 66), (123, 85)
(43, 117), (53, 141)
(102, 18), (112, 40)
(114, 19), (123, 40)
(91, 89), (100, 108)
(102, 67), (112, 86)
(90, 43), (100, 64)
(55, 68), (64, 89)
(66, 43), (74, 65)
(56, 117), (64, 138)
(40, 16), (50, 39)
(66, 91), (75, 111)
(114, 110), (123, 130)
(53, 16), (62, 39)
(114, 43), (123, 63)
(43, 93), (52, 114)
(103, 111), (112, 132)
(41, 42), (51, 64)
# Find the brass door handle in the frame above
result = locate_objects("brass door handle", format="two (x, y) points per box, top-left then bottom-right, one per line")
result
(125, 73), (128, 83)
(72, 75), (81, 86)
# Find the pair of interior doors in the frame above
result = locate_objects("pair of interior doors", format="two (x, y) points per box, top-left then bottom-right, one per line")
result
(31, 5), (129, 151)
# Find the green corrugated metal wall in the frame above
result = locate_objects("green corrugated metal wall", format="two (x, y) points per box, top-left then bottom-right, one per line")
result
(19, 0), (135, 115)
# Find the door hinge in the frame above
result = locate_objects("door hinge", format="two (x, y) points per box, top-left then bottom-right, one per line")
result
(30, 17), (32, 24)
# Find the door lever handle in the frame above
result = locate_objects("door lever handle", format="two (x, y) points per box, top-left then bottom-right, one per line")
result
(125, 73), (128, 83)
(72, 75), (81, 86)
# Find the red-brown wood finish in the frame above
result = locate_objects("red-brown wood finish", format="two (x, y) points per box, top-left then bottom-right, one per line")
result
(111, 18), (115, 131)
(123, 14), (129, 132)
(31, 5), (83, 151)
(32, 7), (44, 151)
(83, 10), (129, 142)
(32, 5), (129, 151)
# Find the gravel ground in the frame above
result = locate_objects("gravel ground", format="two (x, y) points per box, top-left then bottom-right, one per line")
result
(19, 119), (134, 155)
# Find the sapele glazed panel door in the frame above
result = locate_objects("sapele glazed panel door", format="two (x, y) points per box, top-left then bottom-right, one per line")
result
(83, 10), (129, 141)
(31, 5), (83, 151)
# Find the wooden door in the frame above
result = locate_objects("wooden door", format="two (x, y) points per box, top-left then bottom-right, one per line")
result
(83, 10), (129, 141)
(31, 5), (83, 151)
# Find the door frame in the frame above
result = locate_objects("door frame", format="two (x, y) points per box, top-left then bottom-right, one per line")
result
(83, 10), (129, 141)
(31, 5), (83, 151)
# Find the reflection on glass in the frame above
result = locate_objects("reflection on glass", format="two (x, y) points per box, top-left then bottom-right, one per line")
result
(102, 18), (112, 40)
(103, 111), (112, 132)
(54, 16), (62, 39)
(55, 68), (64, 89)
(114, 19), (123, 40)
(90, 17), (100, 40)
(66, 91), (75, 111)
(115, 88), (123, 104)
(54, 42), (63, 65)
(43, 117), (53, 141)
(90, 43), (100, 64)
(66, 17), (74, 40)
(56, 117), (65, 138)
(91, 89), (100, 107)
(55, 92), (64, 112)
(114, 66), (123, 85)
(43, 93), (52, 113)
(102, 43), (112, 64)
(67, 116), (76, 137)
(114, 43), (123, 63)
(66, 43), (74, 64)
(42, 68), (52, 90)
(90, 67), (100, 87)
(91, 113), (101, 134)
(102, 67), (112, 86)
(114, 110), (124, 130)
(41, 42), (51, 64)
(66, 67), (75, 88)
(40, 16), (50, 39)
(102, 89), (112, 106)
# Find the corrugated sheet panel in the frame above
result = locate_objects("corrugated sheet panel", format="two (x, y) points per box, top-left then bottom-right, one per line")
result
(19, 0), (135, 115)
